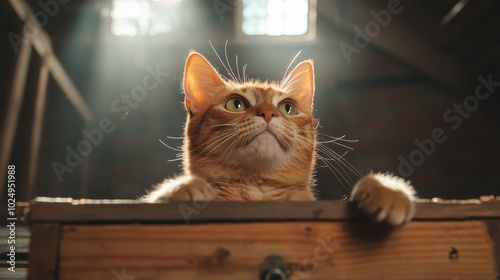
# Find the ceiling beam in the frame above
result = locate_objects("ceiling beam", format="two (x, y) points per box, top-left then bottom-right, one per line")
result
(320, 0), (466, 95)
(9, 0), (92, 122)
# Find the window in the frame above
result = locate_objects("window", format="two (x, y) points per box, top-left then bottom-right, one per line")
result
(110, 0), (182, 36)
(240, 0), (316, 39)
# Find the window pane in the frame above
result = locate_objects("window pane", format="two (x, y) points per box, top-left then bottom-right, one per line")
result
(242, 0), (309, 36)
(110, 0), (181, 36)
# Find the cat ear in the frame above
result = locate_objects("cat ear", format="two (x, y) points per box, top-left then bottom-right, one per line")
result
(183, 51), (225, 114)
(283, 60), (315, 112)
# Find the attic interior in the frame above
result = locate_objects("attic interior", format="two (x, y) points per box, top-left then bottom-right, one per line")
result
(1, 0), (500, 203)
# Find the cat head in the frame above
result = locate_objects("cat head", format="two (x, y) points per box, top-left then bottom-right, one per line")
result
(182, 51), (317, 177)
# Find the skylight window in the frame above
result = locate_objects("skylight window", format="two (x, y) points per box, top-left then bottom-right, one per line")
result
(241, 0), (313, 37)
(110, 0), (182, 36)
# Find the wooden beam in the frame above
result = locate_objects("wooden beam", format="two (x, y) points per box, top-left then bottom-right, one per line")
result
(438, 0), (470, 28)
(45, 54), (92, 122)
(27, 63), (49, 200)
(58, 221), (497, 279)
(0, 34), (31, 200)
(9, 0), (92, 123)
(486, 220), (500, 274)
(437, 0), (493, 49)
(28, 198), (500, 223)
(5, 0), (93, 201)
(27, 223), (60, 280)
(319, 1), (466, 94)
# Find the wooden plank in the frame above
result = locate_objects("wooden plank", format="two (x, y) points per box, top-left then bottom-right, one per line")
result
(27, 63), (49, 200)
(58, 221), (496, 280)
(28, 223), (60, 280)
(9, 0), (92, 123)
(0, 33), (31, 200)
(486, 220), (500, 277)
(45, 54), (92, 122)
(28, 198), (500, 223)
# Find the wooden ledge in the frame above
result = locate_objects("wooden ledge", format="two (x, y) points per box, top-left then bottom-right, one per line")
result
(26, 197), (500, 223)
(24, 197), (500, 279)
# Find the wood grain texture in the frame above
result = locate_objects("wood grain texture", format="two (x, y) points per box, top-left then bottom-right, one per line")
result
(29, 198), (500, 223)
(28, 223), (60, 280)
(486, 220), (500, 277)
(59, 221), (496, 280)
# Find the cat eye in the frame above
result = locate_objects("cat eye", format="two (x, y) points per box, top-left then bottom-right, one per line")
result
(278, 102), (297, 115)
(225, 96), (248, 112)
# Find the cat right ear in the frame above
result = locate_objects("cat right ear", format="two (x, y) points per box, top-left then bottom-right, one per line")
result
(183, 51), (225, 114)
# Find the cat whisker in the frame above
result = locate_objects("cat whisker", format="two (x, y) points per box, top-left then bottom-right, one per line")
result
(280, 51), (302, 87)
(314, 150), (356, 189)
(318, 156), (354, 192)
(165, 150), (184, 163)
(187, 130), (237, 155)
(217, 132), (246, 164)
(316, 141), (363, 178)
(210, 123), (237, 128)
(318, 139), (355, 151)
(235, 54), (241, 83)
(166, 135), (184, 140)
(294, 132), (363, 188)
(317, 133), (359, 143)
(156, 136), (185, 162)
(219, 74), (230, 81)
(281, 70), (308, 93)
(195, 131), (241, 159)
(314, 134), (364, 178)
(290, 130), (359, 152)
(292, 135), (355, 191)
(159, 139), (183, 152)
(224, 40), (240, 83)
(242, 64), (248, 83)
(209, 40), (238, 82)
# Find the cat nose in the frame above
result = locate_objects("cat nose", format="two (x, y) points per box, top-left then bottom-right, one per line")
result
(257, 108), (278, 123)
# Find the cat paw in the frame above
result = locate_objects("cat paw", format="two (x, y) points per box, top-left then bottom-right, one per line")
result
(351, 172), (415, 226)
(142, 175), (215, 203)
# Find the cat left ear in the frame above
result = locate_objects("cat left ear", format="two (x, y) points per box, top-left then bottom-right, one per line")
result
(283, 60), (315, 112)
(183, 51), (225, 114)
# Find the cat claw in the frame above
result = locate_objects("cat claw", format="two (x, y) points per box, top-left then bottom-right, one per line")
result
(351, 172), (415, 226)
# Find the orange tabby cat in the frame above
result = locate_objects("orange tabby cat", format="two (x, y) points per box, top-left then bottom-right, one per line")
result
(142, 51), (415, 226)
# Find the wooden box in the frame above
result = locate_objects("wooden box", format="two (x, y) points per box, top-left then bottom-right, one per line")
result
(27, 198), (500, 279)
